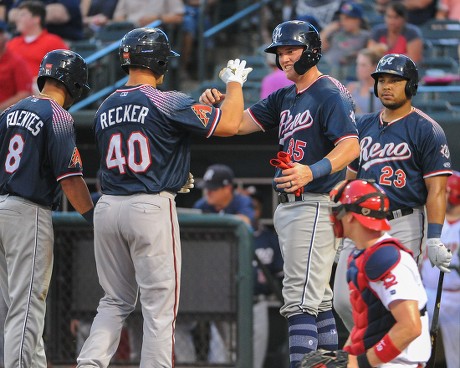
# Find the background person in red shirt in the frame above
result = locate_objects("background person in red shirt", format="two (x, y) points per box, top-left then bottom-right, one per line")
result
(6, 1), (68, 93)
(0, 20), (32, 111)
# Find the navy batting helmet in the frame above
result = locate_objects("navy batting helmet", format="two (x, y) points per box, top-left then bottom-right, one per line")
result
(371, 53), (419, 98)
(37, 49), (90, 99)
(264, 20), (322, 75)
(119, 27), (179, 75)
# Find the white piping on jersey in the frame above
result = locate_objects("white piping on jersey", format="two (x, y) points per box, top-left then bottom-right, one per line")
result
(378, 107), (414, 127)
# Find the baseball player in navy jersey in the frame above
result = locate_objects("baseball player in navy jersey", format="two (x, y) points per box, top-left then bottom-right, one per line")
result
(0, 49), (94, 368)
(200, 20), (360, 368)
(333, 53), (453, 332)
(76, 27), (253, 368)
(327, 179), (431, 368)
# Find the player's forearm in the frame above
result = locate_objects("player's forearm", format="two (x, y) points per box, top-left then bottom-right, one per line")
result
(60, 176), (94, 215)
(425, 176), (448, 226)
(215, 82), (244, 136)
(326, 138), (360, 174)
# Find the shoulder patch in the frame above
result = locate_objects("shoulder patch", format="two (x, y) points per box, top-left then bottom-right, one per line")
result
(364, 245), (400, 281)
(191, 104), (213, 127)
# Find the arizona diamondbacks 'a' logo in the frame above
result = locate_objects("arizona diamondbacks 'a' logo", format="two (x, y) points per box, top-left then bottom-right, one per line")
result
(273, 26), (283, 42)
(68, 147), (82, 169)
(191, 105), (212, 127)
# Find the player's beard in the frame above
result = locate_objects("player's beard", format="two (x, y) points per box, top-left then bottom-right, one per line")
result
(381, 99), (406, 110)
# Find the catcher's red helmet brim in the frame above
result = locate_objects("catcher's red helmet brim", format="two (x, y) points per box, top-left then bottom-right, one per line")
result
(352, 213), (390, 231)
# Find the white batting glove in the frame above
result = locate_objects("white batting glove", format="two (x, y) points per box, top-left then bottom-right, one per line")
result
(219, 59), (253, 86)
(178, 172), (194, 194)
(427, 238), (452, 273)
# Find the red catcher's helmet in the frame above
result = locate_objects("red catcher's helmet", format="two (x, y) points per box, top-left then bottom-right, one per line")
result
(447, 171), (460, 206)
(329, 179), (390, 237)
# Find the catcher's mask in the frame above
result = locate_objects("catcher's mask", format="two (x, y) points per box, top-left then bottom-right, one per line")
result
(329, 179), (390, 238)
(264, 20), (321, 75)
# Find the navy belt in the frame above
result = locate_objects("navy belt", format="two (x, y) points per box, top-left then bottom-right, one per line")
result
(387, 207), (413, 220)
(278, 192), (306, 203)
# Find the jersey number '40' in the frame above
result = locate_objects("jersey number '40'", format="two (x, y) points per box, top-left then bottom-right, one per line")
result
(106, 132), (151, 174)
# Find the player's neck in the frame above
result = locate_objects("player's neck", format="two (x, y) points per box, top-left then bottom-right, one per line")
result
(295, 67), (322, 91)
(381, 102), (413, 122)
(126, 69), (161, 87)
(446, 206), (460, 222)
(352, 229), (383, 250)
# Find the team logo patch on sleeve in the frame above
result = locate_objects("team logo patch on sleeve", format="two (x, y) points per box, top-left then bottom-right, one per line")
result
(191, 105), (213, 127)
(68, 147), (83, 169)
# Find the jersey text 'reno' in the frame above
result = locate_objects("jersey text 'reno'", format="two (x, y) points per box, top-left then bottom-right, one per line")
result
(99, 105), (149, 129)
(6, 110), (44, 136)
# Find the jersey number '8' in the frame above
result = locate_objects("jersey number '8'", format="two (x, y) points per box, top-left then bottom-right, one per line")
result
(5, 134), (25, 174)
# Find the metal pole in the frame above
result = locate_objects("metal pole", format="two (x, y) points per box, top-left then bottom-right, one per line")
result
(198, 0), (207, 83)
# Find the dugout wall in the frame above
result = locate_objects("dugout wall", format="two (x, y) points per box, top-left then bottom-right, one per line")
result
(46, 212), (254, 367)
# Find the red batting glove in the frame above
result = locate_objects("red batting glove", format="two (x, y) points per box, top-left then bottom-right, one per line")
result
(269, 151), (304, 197)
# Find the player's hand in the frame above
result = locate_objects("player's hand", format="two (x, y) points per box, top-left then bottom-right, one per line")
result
(178, 172), (194, 194)
(199, 88), (225, 106)
(274, 163), (313, 193)
(219, 59), (253, 86)
(427, 238), (452, 273)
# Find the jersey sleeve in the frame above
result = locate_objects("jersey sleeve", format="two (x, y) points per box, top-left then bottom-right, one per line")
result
(47, 102), (83, 181)
(247, 87), (289, 131)
(320, 83), (358, 144)
(416, 115), (452, 178)
(145, 88), (222, 138)
(369, 252), (427, 310)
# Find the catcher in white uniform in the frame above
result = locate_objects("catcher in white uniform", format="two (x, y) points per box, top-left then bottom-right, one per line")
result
(299, 179), (431, 368)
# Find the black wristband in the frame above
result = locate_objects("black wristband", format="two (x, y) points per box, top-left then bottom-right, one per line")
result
(357, 353), (372, 368)
(82, 208), (94, 226)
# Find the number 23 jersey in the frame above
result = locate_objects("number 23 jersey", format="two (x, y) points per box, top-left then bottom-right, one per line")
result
(348, 108), (452, 210)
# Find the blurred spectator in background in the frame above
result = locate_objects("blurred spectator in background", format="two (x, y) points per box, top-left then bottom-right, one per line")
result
(436, 0), (460, 21)
(194, 164), (255, 364)
(260, 52), (293, 99)
(80, 0), (118, 35)
(6, 1), (68, 93)
(112, 0), (184, 28)
(0, 20), (32, 111)
(368, 1), (423, 63)
(180, 0), (216, 80)
(9, 0), (83, 41)
(321, 1), (370, 80)
(194, 164), (254, 227)
(403, 0), (437, 26)
(288, 0), (342, 31)
(345, 48), (383, 115)
(0, 0), (13, 21)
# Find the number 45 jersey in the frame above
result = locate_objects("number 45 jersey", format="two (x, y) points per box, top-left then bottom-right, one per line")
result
(94, 85), (221, 195)
(348, 108), (452, 211)
(0, 96), (84, 208)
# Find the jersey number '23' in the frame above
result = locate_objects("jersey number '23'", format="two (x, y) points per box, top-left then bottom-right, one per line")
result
(106, 132), (151, 174)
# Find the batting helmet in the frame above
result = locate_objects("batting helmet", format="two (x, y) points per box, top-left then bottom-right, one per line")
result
(447, 171), (460, 206)
(264, 20), (322, 75)
(37, 49), (90, 100)
(119, 27), (179, 75)
(329, 179), (390, 237)
(371, 53), (418, 98)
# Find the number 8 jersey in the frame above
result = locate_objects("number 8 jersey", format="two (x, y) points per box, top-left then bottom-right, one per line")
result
(348, 108), (452, 211)
(0, 96), (84, 208)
